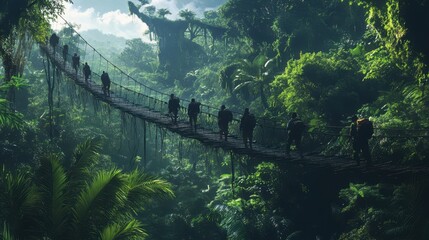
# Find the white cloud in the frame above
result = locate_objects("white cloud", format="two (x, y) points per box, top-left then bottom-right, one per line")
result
(52, 2), (149, 40)
(52, 1), (222, 40)
(149, 0), (181, 19)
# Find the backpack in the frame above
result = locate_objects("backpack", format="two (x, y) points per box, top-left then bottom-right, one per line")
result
(357, 118), (374, 139)
(188, 102), (200, 115)
(174, 98), (180, 108)
(292, 119), (305, 134)
(225, 109), (233, 122)
(248, 114), (256, 129)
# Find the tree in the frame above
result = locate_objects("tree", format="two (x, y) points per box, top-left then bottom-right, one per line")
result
(271, 51), (379, 125)
(144, 5), (156, 16)
(179, 9), (196, 21)
(157, 8), (171, 18)
(119, 39), (157, 72)
(220, 54), (274, 108)
(0, 138), (174, 240)
(0, 0), (71, 82)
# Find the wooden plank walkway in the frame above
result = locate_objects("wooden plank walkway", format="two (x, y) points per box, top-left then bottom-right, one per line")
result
(41, 45), (429, 182)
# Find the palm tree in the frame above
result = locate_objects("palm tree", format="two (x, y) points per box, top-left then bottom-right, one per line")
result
(157, 8), (171, 18)
(0, 138), (174, 240)
(220, 54), (274, 108)
(179, 9), (196, 21)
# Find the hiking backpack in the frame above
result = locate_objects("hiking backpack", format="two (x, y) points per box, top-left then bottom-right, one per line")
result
(293, 119), (305, 134)
(173, 98), (180, 108)
(357, 118), (374, 139)
(249, 114), (256, 129)
(225, 109), (233, 122)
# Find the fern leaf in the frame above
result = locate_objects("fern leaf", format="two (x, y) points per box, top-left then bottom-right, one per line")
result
(99, 219), (147, 240)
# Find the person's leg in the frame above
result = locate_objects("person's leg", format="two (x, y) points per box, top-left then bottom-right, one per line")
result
(353, 141), (361, 166)
(249, 131), (253, 149)
(286, 134), (293, 156)
(242, 132), (248, 148)
(191, 115), (196, 130)
(173, 110), (178, 124)
(295, 136), (303, 158)
(362, 140), (371, 166)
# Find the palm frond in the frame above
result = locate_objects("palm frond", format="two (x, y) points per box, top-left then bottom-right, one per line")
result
(67, 138), (103, 205)
(232, 81), (254, 93)
(36, 155), (69, 238)
(71, 137), (103, 171)
(72, 169), (127, 238)
(124, 170), (174, 213)
(99, 219), (147, 240)
(252, 53), (268, 67)
(0, 168), (40, 238)
(0, 101), (25, 129)
(2, 222), (15, 240)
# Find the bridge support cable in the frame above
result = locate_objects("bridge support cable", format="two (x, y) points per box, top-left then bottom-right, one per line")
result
(42, 52), (63, 139)
(42, 17), (429, 180)
(143, 119), (147, 168)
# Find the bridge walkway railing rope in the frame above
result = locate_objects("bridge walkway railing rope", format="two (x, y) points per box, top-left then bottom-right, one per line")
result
(45, 16), (429, 162)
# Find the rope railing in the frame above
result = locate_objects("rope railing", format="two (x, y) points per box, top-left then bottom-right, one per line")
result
(45, 16), (429, 153)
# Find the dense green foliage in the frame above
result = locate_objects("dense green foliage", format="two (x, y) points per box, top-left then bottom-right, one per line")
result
(0, 139), (173, 240)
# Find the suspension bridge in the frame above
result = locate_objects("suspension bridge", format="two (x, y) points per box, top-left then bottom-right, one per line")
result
(39, 19), (429, 182)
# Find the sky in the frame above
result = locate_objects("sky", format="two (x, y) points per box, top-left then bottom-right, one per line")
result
(53, 0), (226, 40)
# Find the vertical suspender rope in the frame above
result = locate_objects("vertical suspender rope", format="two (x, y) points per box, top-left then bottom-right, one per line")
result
(155, 125), (159, 161)
(98, 54), (102, 76)
(143, 120), (147, 168)
(230, 151), (235, 196)
(139, 83), (142, 106)
(119, 74), (123, 98)
(133, 80), (137, 104)
(83, 43), (87, 62)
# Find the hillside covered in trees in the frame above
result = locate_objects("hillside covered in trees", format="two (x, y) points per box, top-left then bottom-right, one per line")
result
(1, 0), (429, 239)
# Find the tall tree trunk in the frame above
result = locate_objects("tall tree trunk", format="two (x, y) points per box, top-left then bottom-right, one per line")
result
(2, 52), (19, 82)
(1, 52), (18, 106)
(259, 82), (268, 109)
(1, 34), (32, 107)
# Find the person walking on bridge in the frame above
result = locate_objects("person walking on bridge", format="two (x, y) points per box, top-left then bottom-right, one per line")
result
(168, 94), (180, 124)
(72, 53), (80, 74)
(350, 115), (373, 167)
(188, 98), (200, 131)
(83, 62), (91, 83)
(62, 44), (69, 64)
(240, 108), (256, 149)
(286, 112), (305, 159)
(218, 105), (233, 141)
(101, 71), (111, 96)
(49, 33), (59, 51)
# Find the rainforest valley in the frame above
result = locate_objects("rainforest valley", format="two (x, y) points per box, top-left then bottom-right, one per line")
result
(1, 0), (429, 239)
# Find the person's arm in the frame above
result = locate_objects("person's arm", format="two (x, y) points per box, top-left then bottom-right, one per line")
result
(286, 119), (292, 131)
